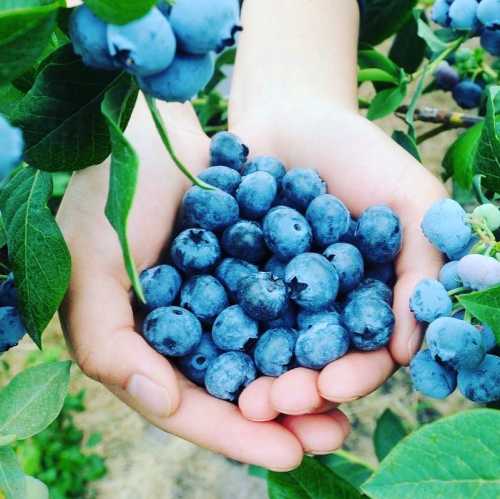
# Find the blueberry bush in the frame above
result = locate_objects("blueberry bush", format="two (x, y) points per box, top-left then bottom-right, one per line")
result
(0, 0), (499, 497)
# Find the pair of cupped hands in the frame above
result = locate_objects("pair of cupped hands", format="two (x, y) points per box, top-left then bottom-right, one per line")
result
(58, 81), (446, 469)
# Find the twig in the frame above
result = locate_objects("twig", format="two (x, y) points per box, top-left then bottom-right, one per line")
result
(396, 105), (482, 128)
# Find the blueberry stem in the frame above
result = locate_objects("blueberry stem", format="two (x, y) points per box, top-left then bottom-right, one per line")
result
(448, 286), (468, 296)
(464, 309), (472, 324)
(144, 94), (214, 190)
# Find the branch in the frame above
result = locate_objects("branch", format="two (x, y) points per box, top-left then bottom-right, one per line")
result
(396, 105), (482, 128)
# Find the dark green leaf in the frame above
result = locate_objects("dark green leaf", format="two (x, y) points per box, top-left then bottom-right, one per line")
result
(360, 0), (417, 46)
(389, 10), (426, 74)
(416, 18), (448, 53)
(268, 456), (362, 499)
(0, 213), (6, 249)
(248, 465), (268, 479)
(443, 123), (483, 187)
(102, 75), (143, 301)
(84, 0), (157, 25)
(475, 86), (500, 193)
(0, 83), (24, 115)
(367, 83), (407, 121)
(0, 447), (26, 499)
(358, 49), (400, 78)
(9, 45), (124, 172)
(364, 409), (500, 498)
(373, 409), (409, 462)
(0, 167), (71, 346)
(459, 285), (500, 344)
(0, 1), (60, 85)
(0, 361), (71, 440)
(317, 451), (374, 489)
(358, 68), (399, 84)
(392, 130), (421, 161)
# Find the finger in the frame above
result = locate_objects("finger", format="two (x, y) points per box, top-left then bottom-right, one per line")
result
(280, 409), (351, 455)
(109, 381), (304, 471)
(239, 377), (280, 421)
(318, 349), (395, 403)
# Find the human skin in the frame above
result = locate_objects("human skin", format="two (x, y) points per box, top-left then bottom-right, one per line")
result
(59, 0), (446, 470)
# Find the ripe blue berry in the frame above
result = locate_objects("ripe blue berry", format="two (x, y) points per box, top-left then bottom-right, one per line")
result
(0, 307), (26, 353)
(340, 219), (358, 245)
(265, 300), (297, 329)
(177, 334), (221, 385)
(457, 254), (500, 290)
(280, 169), (326, 212)
(254, 328), (297, 376)
(477, 0), (500, 27)
(140, 265), (182, 310)
(297, 308), (341, 331)
(242, 156), (287, 183)
(432, 0), (452, 27)
(198, 166), (241, 194)
(366, 261), (396, 286)
(479, 325), (497, 352)
(264, 256), (288, 280)
(449, 0), (480, 30)
(143, 306), (202, 356)
(214, 258), (257, 301)
(0, 274), (17, 308)
(210, 132), (248, 171)
(347, 278), (393, 305)
(222, 220), (268, 264)
(452, 80), (483, 109)
(236, 172), (277, 219)
(435, 61), (460, 91)
(439, 261), (462, 291)
(480, 27), (500, 56)
(410, 279), (453, 323)
(323, 243), (364, 293)
(0, 114), (24, 180)
(458, 354), (500, 403)
(212, 305), (258, 351)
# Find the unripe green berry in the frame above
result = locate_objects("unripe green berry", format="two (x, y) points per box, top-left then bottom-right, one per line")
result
(473, 203), (500, 231)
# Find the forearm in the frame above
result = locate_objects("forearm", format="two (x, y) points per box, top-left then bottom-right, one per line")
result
(230, 0), (360, 124)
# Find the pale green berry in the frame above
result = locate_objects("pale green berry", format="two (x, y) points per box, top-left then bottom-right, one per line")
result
(473, 204), (500, 231)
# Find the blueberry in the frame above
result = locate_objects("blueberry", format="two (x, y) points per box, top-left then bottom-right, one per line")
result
(180, 275), (228, 323)
(0, 274), (17, 308)
(237, 272), (288, 321)
(355, 205), (402, 263)
(477, 0), (500, 27)
(107, 7), (176, 76)
(439, 261), (462, 291)
(305, 194), (351, 248)
(264, 256), (288, 280)
(285, 253), (339, 311)
(452, 80), (483, 109)
(410, 279), (453, 323)
(0, 114), (24, 180)
(210, 132), (248, 171)
(262, 206), (312, 261)
(221, 220), (268, 264)
(435, 61), (460, 91)
(421, 199), (472, 259)
(479, 325), (497, 352)
(143, 306), (202, 356)
(157, 1), (172, 17)
(182, 186), (239, 231)
(458, 354), (500, 403)
(409, 349), (457, 399)
(280, 169), (326, 212)
(177, 334), (221, 385)
(432, 0), (452, 26)
(198, 166), (241, 194)
(254, 328), (297, 376)
(297, 308), (342, 331)
(446, 234), (479, 260)
(140, 265), (182, 310)
(205, 351), (256, 402)
(295, 321), (350, 369)
(366, 262), (396, 286)
(214, 258), (258, 301)
(170, 228), (221, 274)
(340, 219), (358, 245)
(236, 172), (277, 219)
(0, 307), (26, 353)
(137, 52), (214, 102)
(449, 0), (480, 30)
(242, 156), (287, 183)
(170, 0), (240, 55)
(212, 305), (258, 350)
(426, 317), (485, 370)
(342, 297), (394, 351)
(323, 243), (364, 294)
(457, 254), (500, 290)
(346, 278), (393, 305)
(480, 27), (500, 56)
(69, 5), (117, 70)
(265, 300), (297, 329)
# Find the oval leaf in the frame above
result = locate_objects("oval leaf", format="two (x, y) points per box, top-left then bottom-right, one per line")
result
(0, 361), (71, 440)
(84, 0), (157, 25)
(318, 451), (374, 489)
(373, 409), (409, 462)
(363, 409), (500, 499)
(0, 447), (26, 499)
(367, 83), (407, 121)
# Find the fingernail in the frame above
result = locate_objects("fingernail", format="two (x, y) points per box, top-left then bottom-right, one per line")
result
(127, 374), (172, 417)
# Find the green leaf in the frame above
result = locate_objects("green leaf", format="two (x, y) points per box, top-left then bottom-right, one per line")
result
(367, 83), (407, 121)
(389, 10), (427, 74)
(9, 45), (124, 172)
(358, 49), (400, 78)
(416, 18), (448, 53)
(25, 476), (48, 499)
(373, 409), (409, 462)
(475, 86), (500, 193)
(0, 214), (6, 250)
(248, 465), (268, 479)
(317, 451), (374, 489)
(102, 75), (143, 301)
(268, 456), (362, 499)
(360, 0), (417, 46)
(363, 409), (500, 499)
(0, 1), (61, 85)
(392, 130), (421, 161)
(459, 285), (500, 344)
(0, 167), (71, 346)
(442, 123), (483, 187)
(0, 361), (71, 441)
(84, 0), (157, 25)
(0, 447), (26, 499)
(0, 84), (24, 115)
(358, 68), (399, 84)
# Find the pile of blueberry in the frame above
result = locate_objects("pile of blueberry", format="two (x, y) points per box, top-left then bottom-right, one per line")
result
(139, 132), (403, 402)
(432, 0), (499, 109)
(69, 0), (241, 102)
(409, 198), (500, 403)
